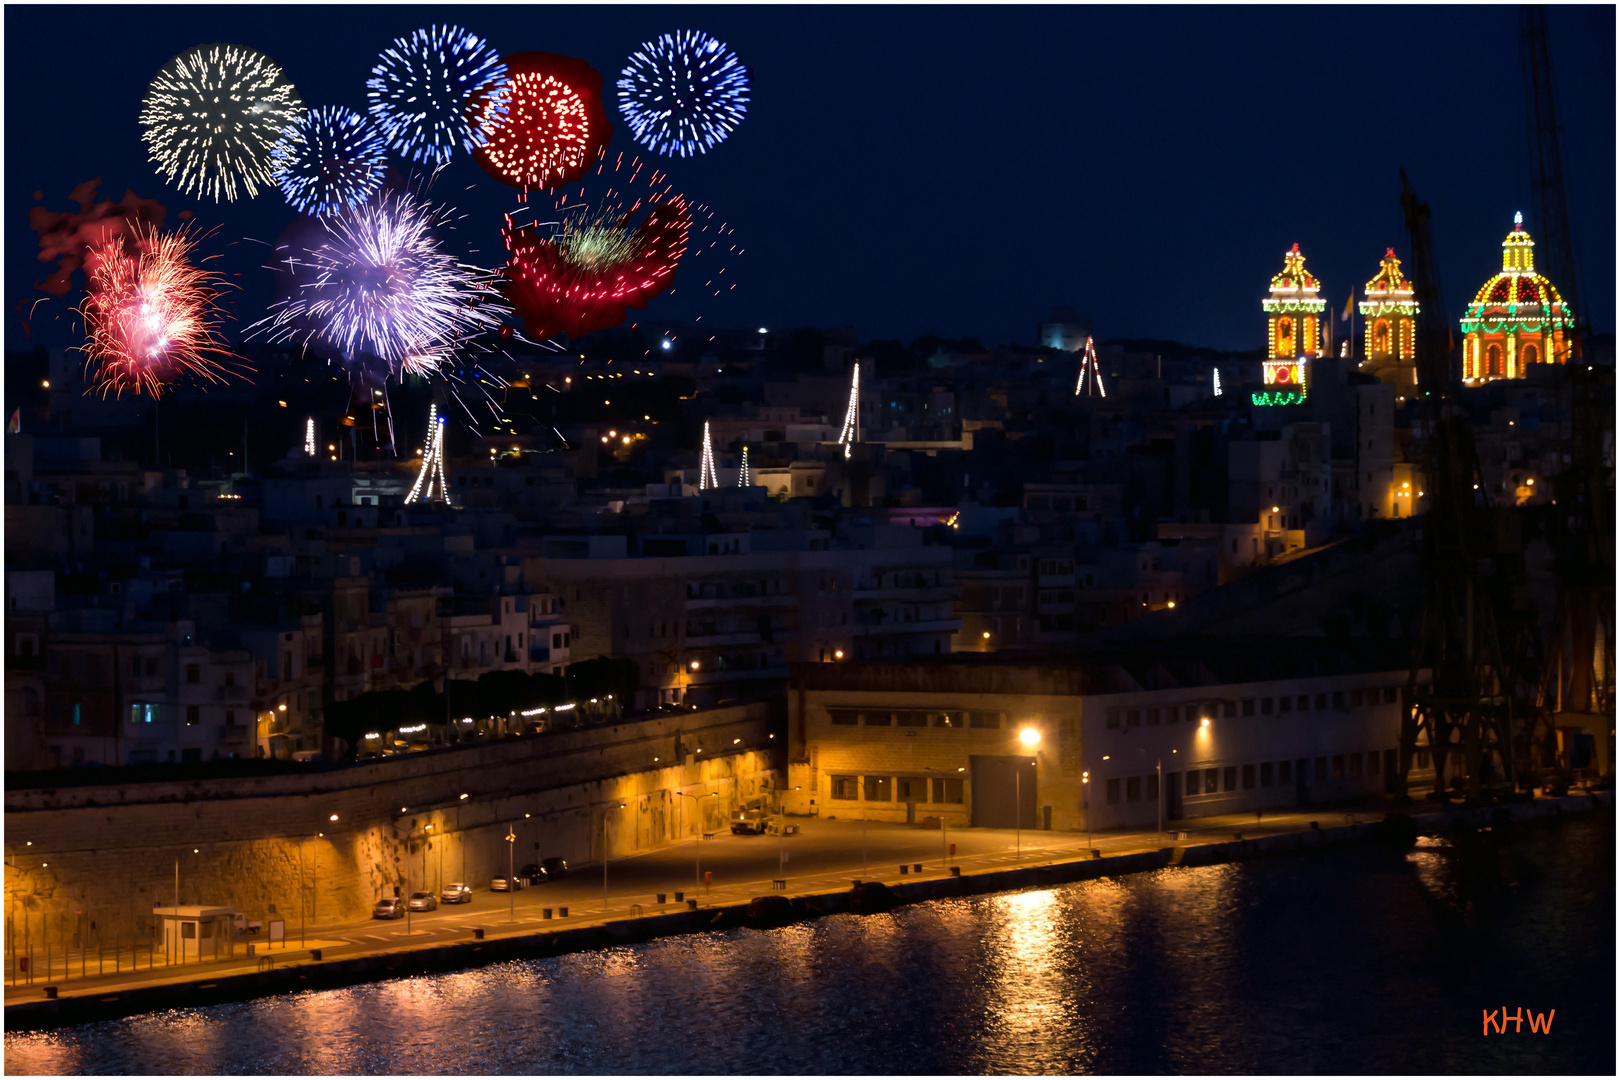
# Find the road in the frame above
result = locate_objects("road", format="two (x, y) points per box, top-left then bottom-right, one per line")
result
(1, 805), (1384, 1004)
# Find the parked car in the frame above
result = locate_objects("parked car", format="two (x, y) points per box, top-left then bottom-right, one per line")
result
(440, 882), (473, 904)
(372, 897), (405, 920)
(490, 873), (525, 892)
(540, 856), (569, 879)
(407, 891), (438, 912)
(730, 809), (768, 835)
(519, 863), (548, 886)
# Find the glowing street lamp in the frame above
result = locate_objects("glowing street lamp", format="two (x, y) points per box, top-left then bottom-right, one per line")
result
(1014, 728), (1040, 860)
(674, 791), (718, 886)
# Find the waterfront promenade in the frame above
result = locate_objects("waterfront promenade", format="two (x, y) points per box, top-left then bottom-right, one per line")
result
(5, 793), (1608, 1018)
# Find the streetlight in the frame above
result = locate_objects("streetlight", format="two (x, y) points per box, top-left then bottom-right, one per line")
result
(506, 825), (517, 923)
(1082, 770), (1092, 849)
(1016, 727), (1041, 861)
(603, 802), (626, 913)
(674, 791), (717, 886)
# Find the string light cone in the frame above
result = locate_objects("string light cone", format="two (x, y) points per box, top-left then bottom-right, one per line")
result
(304, 417), (317, 456)
(1074, 336), (1106, 398)
(837, 362), (860, 459)
(738, 445), (750, 487)
(699, 420), (718, 489)
(405, 405), (451, 505)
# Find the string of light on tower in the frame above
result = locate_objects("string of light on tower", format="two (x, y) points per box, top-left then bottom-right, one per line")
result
(837, 363), (860, 459)
(1074, 336), (1106, 398)
(698, 420), (718, 489)
(304, 417), (316, 456)
(738, 445), (750, 487)
(404, 406), (451, 505)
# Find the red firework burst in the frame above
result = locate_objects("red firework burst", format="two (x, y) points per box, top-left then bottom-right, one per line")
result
(77, 222), (243, 397)
(472, 52), (613, 191)
(503, 200), (689, 340)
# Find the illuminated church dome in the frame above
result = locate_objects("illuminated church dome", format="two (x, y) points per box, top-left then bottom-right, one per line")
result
(1359, 248), (1419, 391)
(1460, 213), (1573, 383)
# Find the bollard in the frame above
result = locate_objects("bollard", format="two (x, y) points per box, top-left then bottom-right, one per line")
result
(852, 879), (862, 888)
(772, 879), (786, 890)
(949, 866), (961, 877)
(44, 985), (58, 1000)
(1091, 848), (1101, 859)
(673, 891), (684, 903)
(1309, 821), (1320, 831)
(310, 949), (322, 962)
(1233, 832), (1243, 841)
(473, 928), (485, 940)
(542, 908), (552, 920)
(558, 907), (568, 918)
(913, 863), (922, 873)
(949, 843), (956, 857)
(899, 865), (909, 875)
(656, 893), (667, 905)
(686, 899), (698, 911)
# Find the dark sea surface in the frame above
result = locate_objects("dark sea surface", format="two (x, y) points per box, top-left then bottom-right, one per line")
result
(6, 814), (1612, 1075)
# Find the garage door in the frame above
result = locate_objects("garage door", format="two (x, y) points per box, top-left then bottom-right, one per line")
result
(969, 755), (1037, 829)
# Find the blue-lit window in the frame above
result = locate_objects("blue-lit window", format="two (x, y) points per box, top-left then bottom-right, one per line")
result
(130, 703), (158, 724)
(71, 704), (81, 726)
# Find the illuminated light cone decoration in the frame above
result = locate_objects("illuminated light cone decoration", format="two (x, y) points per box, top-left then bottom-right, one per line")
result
(404, 406), (451, 505)
(1255, 242), (1323, 406)
(1074, 336), (1106, 398)
(738, 444), (750, 486)
(837, 362), (859, 459)
(304, 417), (317, 456)
(500, 195), (690, 341)
(699, 420), (718, 489)
(471, 52), (613, 192)
(1212, 367), (1222, 396)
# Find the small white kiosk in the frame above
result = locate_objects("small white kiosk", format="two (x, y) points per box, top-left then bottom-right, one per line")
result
(154, 906), (237, 964)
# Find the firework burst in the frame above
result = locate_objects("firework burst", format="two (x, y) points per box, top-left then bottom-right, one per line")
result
(271, 106), (388, 218)
(472, 52), (612, 191)
(502, 152), (699, 340)
(139, 43), (304, 202)
(78, 222), (242, 397)
(617, 31), (749, 158)
(367, 25), (509, 165)
(255, 189), (508, 382)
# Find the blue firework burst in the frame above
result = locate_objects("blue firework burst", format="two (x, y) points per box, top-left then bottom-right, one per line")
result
(366, 25), (509, 164)
(271, 106), (388, 218)
(617, 30), (750, 158)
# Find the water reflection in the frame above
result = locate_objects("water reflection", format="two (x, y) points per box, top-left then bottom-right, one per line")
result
(4, 817), (1609, 1076)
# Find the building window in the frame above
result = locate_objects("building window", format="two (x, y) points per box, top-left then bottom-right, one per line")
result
(1260, 762), (1274, 787)
(830, 776), (858, 800)
(1385, 749), (1398, 775)
(1241, 699), (1255, 717)
(1349, 753), (1363, 778)
(71, 703), (81, 726)
(863, 711), (893, 727)
(931, 778), (964, 804)
(1278, 696), (1291, 714)
(1260, 698), (1274, 715)
(186, 705), (200, 726)
(1164, 706), (1179, 723)
(1298, 694), (1311, 711)
(828, 709), (859, 726)
(130, 657), (141, 678)
(969, 711), (1001, 729)
(1123, 709), (1138, 729)
(1314, 693), (1327, 710)
(1223, 701), (1236, 718)
(184, 662), (200, 684)
(1332, 754), (1345, 779)
(1332, 691), (1346, 710)
(897, 777), (928, 802)
(1279, 760), (1292, 785)
(933, 711), (964, 728)
(863, 776), (892, 802)
(1204, 769), (1220, 794)
(1349, 688), (1364, 707)
(896, 710), (928, 727)
(1146, 708), (1160, 725)
(1223, 766), (1237, 792)
(225, 710), (236, 726)
(1106, 778), (1121, 805)
(1125, 776), (1141, 803)
(1105, 709), (1120, 729)
(1383, 687), (1398, 704)
(1146, 774), (1159, 801)
(1242, 764), (1255, 789)
(1315, 757), (1328, 781)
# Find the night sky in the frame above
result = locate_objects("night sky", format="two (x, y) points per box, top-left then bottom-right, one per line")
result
(5, 5), (1614, 357)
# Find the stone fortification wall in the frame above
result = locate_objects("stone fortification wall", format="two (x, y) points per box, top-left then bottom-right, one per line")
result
(5, 704), (781, 946)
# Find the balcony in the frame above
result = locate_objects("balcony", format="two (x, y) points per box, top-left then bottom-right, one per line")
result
(215, 684), (249, 703)
(684, 593), (798, 611)
(858, 618), (961, 636)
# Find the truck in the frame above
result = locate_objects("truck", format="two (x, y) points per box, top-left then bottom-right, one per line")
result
(729, 809), (768, 835)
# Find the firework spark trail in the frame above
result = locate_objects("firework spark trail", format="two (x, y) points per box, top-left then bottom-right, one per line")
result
(252, 190), (509, 382)
(368, 25), (509, 164)
(617, 30), (749, 158)
(139, 44), (303, 202)
(272, 106), (388, 217)
(77, 222), (244, 398)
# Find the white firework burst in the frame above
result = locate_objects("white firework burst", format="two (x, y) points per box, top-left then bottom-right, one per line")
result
(139, 43), (305, 202)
